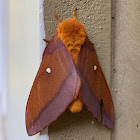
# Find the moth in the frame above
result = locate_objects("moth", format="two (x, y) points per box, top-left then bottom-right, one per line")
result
(26, 7), (114, 136)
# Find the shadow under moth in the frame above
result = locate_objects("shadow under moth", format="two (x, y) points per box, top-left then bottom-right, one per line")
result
(26, 7), (114, 136)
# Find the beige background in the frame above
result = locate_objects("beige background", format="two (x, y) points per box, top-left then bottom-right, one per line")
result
(111, 0), (140, 139)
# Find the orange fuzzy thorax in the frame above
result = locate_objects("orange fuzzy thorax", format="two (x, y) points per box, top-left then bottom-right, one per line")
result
(57, 18), (86, 64)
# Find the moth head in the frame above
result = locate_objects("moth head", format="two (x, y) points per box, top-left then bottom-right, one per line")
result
(55, 7), (86, 37)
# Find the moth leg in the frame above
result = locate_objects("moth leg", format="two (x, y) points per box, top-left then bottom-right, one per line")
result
(54, 13), (61, 23)
(73, 7), (77, 19)
(43, 39), (50, 42)
(69, 97), (83, 113)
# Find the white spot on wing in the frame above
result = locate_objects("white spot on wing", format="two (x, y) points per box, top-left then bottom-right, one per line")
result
(46, 68), (51, 73)
(94, 65), (97, 71)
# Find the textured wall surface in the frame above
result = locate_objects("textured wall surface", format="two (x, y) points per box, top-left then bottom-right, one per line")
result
(40, 0), (140, 140)
(111, 0), (140, 140)
(40, 0), (112, 140)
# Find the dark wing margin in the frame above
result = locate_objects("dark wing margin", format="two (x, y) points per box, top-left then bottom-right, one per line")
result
(78, 36), (114, 128)
(26, 33), (81, 136)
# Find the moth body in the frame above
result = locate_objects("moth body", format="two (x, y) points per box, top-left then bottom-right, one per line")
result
(57, 18), (86, 112)
(55, 10), (86, 112)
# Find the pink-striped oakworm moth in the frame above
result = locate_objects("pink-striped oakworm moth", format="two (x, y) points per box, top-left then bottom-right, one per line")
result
(26, 7), (114, 136)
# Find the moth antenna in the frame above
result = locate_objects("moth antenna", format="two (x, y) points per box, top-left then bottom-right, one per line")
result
(54, 13), (61, 23)
(43, 39), (50, 42)
(73, 7), (77, 19)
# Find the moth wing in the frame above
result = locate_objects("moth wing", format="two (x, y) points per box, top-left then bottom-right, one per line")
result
(26, 34), (81, 136)
(78, 36), (114, 128)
